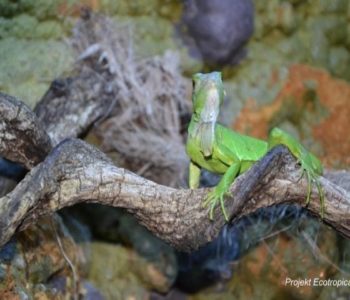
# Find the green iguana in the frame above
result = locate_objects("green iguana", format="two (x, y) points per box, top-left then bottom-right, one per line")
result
(186, 72), (324, 221)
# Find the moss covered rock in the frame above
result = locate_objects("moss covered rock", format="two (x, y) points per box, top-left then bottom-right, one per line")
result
(88, 242), (175, 299)
(0, 38), (73, 108)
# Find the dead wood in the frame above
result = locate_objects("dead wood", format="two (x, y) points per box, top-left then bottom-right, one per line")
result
(0, 93), (52, 169)
(34, 74), (113, 147)
(0, 129), (349, 251)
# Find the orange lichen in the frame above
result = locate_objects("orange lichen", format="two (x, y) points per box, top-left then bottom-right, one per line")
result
(233, 64), (350, 168)
(0, 266), (20, 300)
(240, 227), (337, 299)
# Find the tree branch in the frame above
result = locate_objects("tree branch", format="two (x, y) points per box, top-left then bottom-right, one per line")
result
(0, 137), (349, 252)
(0, 93), (52, 169)
(34, 74), (114, 146)
(0, 92), (349, 252)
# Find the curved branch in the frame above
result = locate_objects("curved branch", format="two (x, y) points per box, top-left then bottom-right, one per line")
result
(0, 138), (349, 251)
(0, 92), (349, 251)
(0, 93), (52, 168)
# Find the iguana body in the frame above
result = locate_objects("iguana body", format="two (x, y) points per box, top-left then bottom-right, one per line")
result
(186, 72), (324, 220)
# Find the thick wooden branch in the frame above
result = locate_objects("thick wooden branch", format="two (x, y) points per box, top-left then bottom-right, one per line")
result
(0, 138), (349, 252)
(0, 93), (52, 168)
(0, 70), (116, 167)
(34, 74), (114, 146)
(0, 92), (349, 252)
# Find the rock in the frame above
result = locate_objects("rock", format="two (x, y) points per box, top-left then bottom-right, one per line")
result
(188, 280), (280, 300)
(177, 204), (306, 294)
(317, 236), (350, 299)
(181, 0), (254, 65)
(176, 224), (240, 293)
(0, 215), (91, 298)
(190, 217), (338, 300)
(46, 276), (105, 300)
(329, 47), (350, 79)
(66, 204), (178, 288)
(0, 0), (198, 107)
(222, 0), (350, 132)
(317, 272), (350, 300)
(232, 64), (350, 169)
(0, 38), (73, 108)
(236, 218), (338, 300)
(88, 242), (174, 299)
(0, 0), (76, 107)
(112, 14), (202, 74)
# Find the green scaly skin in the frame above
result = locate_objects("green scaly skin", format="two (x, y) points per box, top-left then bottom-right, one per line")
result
(186, 72), (324, 221)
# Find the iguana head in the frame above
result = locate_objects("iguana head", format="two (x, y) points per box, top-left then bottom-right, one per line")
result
(191, 72), (225, 157)
(192, 72), (224, 116)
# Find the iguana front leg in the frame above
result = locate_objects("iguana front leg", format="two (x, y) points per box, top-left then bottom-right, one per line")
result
(204, 146), (241, 221)
(189, 160), (201, 189)
(268, 128), (325, 217)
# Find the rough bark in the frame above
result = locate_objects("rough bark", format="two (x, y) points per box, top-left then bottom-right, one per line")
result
(0, 92), (349, 252)
(0, 137), (349, 252)
(34, 73), (114, 146)
(0, 93), (52, 169)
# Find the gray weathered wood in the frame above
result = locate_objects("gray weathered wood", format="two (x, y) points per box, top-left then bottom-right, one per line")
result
(0, 93), (52, 169)
(0, 92), (349, 252)
(0, 138), (349, 251)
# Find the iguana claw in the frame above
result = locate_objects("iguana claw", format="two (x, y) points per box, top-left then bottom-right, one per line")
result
(203, 187), (231, 221)
(300, 158), (325, 218)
